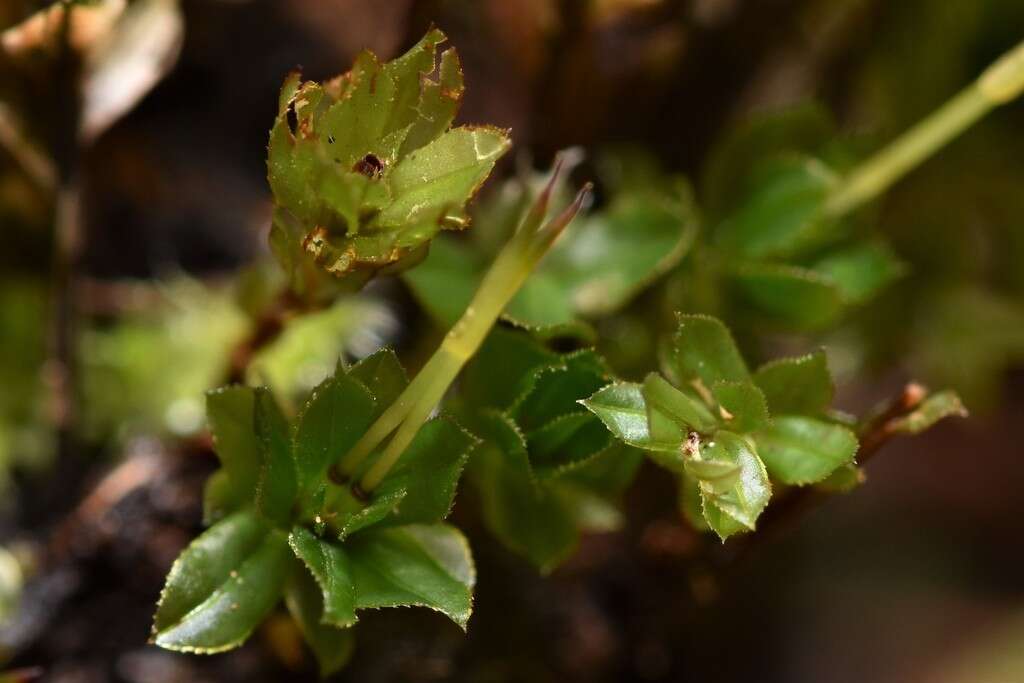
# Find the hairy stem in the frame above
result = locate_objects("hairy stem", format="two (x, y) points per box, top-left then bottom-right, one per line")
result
(824, 38), (1024, 218)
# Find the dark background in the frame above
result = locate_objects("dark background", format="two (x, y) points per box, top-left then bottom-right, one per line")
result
(1, 1), (1023, 681)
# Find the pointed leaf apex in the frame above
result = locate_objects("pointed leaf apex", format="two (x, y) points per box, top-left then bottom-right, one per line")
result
(538, 182), (592, 244)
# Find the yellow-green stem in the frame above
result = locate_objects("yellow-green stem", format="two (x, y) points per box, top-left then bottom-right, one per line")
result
(337, 178), (589, 491)
(824, 38), (1024, 218)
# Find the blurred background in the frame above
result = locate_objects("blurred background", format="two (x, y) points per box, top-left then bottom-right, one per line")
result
(1, 0), (1023, 681)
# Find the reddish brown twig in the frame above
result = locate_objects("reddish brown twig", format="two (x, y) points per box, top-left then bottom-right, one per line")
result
(735, 382), (929, 556)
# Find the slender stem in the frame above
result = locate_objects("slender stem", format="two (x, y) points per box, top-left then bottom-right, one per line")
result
(824, 38), (1024, 218)
(357, 242), (542, 490)
(337, 171), (591, 492)
(47, 5), (83, 466)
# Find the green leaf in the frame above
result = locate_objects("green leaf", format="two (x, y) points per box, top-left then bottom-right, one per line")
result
(347, 524), (475, 629)
(512, 349), (610, 432)
(206, 386), (260, 511)
(323, 486), (408, 541)
(582, 382), (679, 453)
(562, 442), (644, 500)
(293, 372), (376, 513)
(348, 348), (409, 410)
(284, 564), (355, 677)
(711, 380), (770, 433)
(372, 416), (477, 526)
(461, 326), (561, 412)
(729, 262), (844, 331)
(266, 30), (508, 282)
(683, 458), (740, 494)
(153, 512), (291, 652)
(539, 187), (698, 316)
(288, 527), (356, 628)
(697, 432), (771, 540)
(715, 154), (839, 259)
(467, 412), (579, 572)
(702, 102), (836, 219)
(404, 182), (696, 331)
(388, 31), (464, 155)
(202, 468), (235, 525)
(888, 390), (967, 434)
(814, 242), (906, 305)
(526, 412), (613, 477)
(253, 388), (296, 527)
(642, 373), (718, 434)
(666, 314), (749, 388)
(678, 473), (710, 532)
(402, 235), (590, 337)
(815, 463), (864, 493)
(754, 416), (858, 485)
(377, 126), (510, 228)
(753, 350), (834, 416)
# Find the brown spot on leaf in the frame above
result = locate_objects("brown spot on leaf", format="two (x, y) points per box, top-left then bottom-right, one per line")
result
(353, 153), (385, 178)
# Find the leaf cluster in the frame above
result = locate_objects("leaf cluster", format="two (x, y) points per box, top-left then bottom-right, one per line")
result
(153, 350), (477, 674)
(267, 29), (510, 297)
(696, 104), (906, 331)
(584, 314), (860, 539)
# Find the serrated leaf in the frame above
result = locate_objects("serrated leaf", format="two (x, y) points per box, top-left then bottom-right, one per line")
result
(814, 242), (906, 305)
(642, 373), (718, 434)
(467, 411), (579, 572)
(329, 487), (408, 540)
(266, 30), (506, 282)
(390, 35), (464, 155)
(815, 462), (864, 493)
(753, 350), (834, 416)
(678, 473), (710, 532)
(582, 382), (679, 453)
(377, 126), (510, 228)
(293, 373), (376, 514)
(683, 458), (741, 494)
(754, 416), (858, 485)
(284, 564), (355, 677)
(715, 154), (839, 259)
(888, 390), (967, 434)
(526, 412), (613, 478)
(152, 512), (291, 652)
(461, 326), (561, 411)
(512, 349), (610, 432)
(667, 314), (749, 388)
(288, 527), (356, 628)
(254, 388), (296, 527)
(729, 262), (844, 330)
(697, 431), (771, 540)
(563, 443), (644, 500)
(206, 386), (260, 511)
(711, 380), (770, 434)
(372, 416), (477, 526)
(346, 524), (475, 629)
(348, 348), (409, 410)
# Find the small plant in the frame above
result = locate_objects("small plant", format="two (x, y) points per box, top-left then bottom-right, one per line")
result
(148, 29), (1023, 675)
